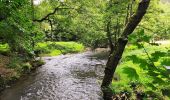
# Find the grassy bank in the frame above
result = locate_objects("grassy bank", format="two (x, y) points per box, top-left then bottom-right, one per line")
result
(35, 41), (84, 56)
(111, 43), (170, 99)
(0, 54), (44, 91)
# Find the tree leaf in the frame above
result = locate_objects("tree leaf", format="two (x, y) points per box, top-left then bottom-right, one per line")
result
(122, 67), (139, 80)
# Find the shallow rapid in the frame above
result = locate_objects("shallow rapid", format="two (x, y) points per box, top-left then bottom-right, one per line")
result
(0, 52), (107, 100)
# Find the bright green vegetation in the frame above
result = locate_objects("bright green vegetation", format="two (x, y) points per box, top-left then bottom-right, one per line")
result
(35, 42), (84, 56)
(111, 43), (170, 99)
(0, 44), (9, 55)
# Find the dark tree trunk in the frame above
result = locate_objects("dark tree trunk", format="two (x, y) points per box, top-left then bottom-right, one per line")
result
(101, 0), (151, 100)
(102, 38), (128, 100)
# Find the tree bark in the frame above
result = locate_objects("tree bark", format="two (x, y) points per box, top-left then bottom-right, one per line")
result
(101, 0), (150, 99)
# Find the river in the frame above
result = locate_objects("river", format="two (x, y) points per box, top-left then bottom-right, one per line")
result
(0, 51), (107, 100)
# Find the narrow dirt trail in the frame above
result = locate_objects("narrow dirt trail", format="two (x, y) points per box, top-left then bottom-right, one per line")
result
(0, 52), (106, 100)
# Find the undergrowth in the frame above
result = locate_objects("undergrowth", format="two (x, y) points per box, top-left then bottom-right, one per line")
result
(111, 43), (170, 99)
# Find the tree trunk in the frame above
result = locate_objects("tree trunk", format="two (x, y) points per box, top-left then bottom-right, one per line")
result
(101, 0), (151, 99)
(102, 38), (128, 100)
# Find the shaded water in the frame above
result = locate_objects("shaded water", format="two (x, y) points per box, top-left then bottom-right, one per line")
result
(0, 52), (107, 100)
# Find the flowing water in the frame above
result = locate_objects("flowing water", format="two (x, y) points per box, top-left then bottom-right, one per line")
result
(0, 52), (107, 100)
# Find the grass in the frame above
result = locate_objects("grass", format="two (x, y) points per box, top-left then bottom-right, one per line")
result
(0, 42), (85, 57)
(111, 43), (170, 99)
(35, 41), (85, 56)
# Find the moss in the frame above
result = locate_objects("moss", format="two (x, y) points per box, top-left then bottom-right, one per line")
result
(31, 59), (45, 68)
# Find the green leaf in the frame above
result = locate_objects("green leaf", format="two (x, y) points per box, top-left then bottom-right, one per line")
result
(122, 67), (139, 80)
(152, 77), (165, 85)
(145, 83), (157, 90)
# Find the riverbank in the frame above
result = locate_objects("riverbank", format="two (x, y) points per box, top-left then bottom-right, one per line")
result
(0, 42), (85, 93)
(0, 55), (44, 92)
(0, 52), (106, 100)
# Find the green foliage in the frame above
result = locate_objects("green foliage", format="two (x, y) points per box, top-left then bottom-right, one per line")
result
(31, 59), (45, 67)
(0, 0), (36, 57)
(112, 43), (170, 99)
(129, 29), (151, 44)
(0, 44), (10, 55)
(122, 67), (139, 80)
(32, 0), (170, 49)
(7, 56), (24, 73)
(22, 62), (32, 72)
(127, 0), (170, 46)
(110, 81), (132, 94)
(160, 57), (170, 66)
(35, 42), (84, 56)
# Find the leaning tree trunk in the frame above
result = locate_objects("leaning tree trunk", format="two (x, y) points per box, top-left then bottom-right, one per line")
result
(101, 0), (151, 99)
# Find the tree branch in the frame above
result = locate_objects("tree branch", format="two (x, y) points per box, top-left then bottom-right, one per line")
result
(33, 6), (75, 22)
(122, 0), (150, 37)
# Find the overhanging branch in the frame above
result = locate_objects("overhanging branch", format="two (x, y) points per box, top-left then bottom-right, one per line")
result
(33, 6), (75, 22)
